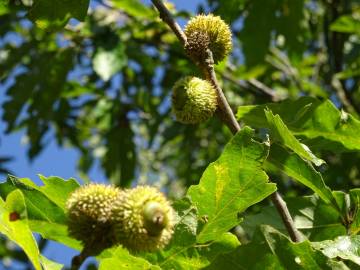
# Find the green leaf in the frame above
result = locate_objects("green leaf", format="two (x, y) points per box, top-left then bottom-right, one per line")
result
(237, 97), (360, 152)
(187, 127), (277, 243)
(171, 197), (198, 247)
(205, 225), (350, 270)
(242, 195), (346, 242)
(0, 175), (79, 221)
(335, 68), (360, 80)
(260, 226), (349, 269)
(0, 175), (66, 223)
(36, 175), (80, 210)
(28, 0), (90, 30)
(3, 47), (75, 134)
(312, 236), (360, 266)
(240, 0), (278, 66)
(265, 109), (325, 166)
(110, 0), (155, 18)
(157, 233), (240, 270)
(344, 189), (360, 235)
(93, 44), (127, 81)
(40, 255), (64, 270)
(99, 246), (161, 270)
(0, 2), (9, 15)
(267, 144), (336, 207)
(330, 15), (360, 34)
(28, 220), (81, 250)
(210, 0), (246, 23)
(0, 190), (41, 270)
(275, 0), (308, 59)
(0, 175), (81, 249)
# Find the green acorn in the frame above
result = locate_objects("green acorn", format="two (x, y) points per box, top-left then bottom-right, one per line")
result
(172, 76), (218, 124)
(184, 14), (232, 64)
(112, 186), (175, 252)
(66, 184), (121, 253)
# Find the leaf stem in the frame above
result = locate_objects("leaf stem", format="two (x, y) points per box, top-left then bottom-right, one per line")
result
(150, 0), (302, 242)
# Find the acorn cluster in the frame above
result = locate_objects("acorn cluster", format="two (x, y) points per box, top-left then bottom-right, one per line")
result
(66, 184), (175, 253)
(171, 14), (232, 125)
(184, 14), (232, 64)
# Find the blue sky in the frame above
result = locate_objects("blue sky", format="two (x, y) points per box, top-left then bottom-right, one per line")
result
(0, 0), (204, 268)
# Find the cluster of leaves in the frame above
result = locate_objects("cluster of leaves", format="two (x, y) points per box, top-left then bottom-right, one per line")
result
(1, 0), (360, 269)
(2, 109), (360, 269)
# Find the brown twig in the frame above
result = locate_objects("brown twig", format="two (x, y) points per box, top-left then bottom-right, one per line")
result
(331, 77), (357, 115)
(202, 49), (241, 133)
(70, 249), (90, 270)
(248, 79), (279, 101)
(271, 192), (302, 242)
(221, 73), (279, 102)
(150, 0), (302, 242)
(150, 0), (187, 44)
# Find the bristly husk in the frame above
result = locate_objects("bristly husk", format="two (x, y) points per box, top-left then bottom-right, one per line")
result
(184, 14), (232, 64)
(66, 184), (121, 254)
(112, 186), (175, 252)
(172, 76), (218, 124)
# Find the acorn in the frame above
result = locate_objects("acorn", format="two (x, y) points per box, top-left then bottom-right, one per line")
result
(171, 76), (218, 124)
(112, 186), (175, 252)
(184, 14), (232, 64)
(66, 184), (121, 253)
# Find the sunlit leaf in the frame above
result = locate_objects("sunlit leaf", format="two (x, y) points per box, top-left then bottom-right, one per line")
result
(267, 144), (336, 208)
(0, 190), (41, 270)
(313, 236), (360, 266)
(188, 127), (276, 243)
(40, 255), (64, 270)
(331, 15), (360, 34)
(99, 246), (160, 270)
(237, 97), (360, 152)
(265, 109), (325, 166)
(0, 175), (81, 249)
(111, 0), (155, 18)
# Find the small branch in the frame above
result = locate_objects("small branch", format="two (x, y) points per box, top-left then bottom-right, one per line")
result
(271, 192), (302, 242)
(150, 0), (187, 44)
(267, 48), (305, 95)
(202, 49), (241, 133)
(331, 77), (357, 115)
(248, 79), (280, 101)
(221, 73), (279, 102)
(150, 0), (302, 242)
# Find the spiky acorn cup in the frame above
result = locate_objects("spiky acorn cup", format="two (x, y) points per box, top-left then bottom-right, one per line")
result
(172, 76), (217, 124)
(184, 14), (232, 64)
(66, 184), (121, 254)
(112, 186), (175, 252)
